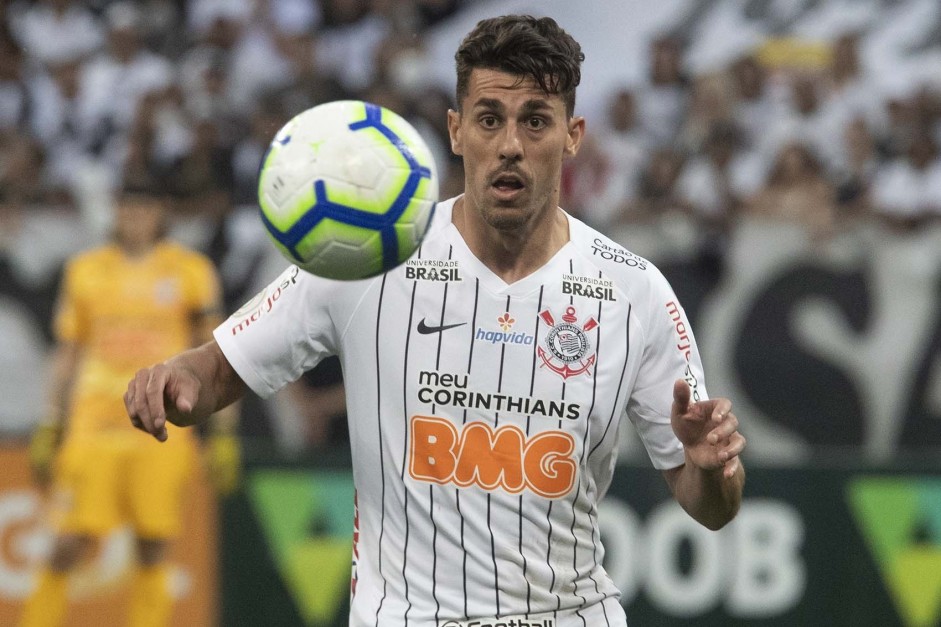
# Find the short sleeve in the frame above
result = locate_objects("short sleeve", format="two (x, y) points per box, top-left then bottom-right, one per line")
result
(625, 269), (708, 470)
(214, 265), (339, 398)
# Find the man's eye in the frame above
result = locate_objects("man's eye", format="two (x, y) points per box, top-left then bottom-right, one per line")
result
(480, 115), (499, 128)
(527, 117), (547, 130)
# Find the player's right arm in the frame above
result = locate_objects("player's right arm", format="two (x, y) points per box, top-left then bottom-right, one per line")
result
(125, 339), (247, 442)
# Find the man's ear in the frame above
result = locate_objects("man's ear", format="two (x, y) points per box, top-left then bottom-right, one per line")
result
(447, 109), (463, 156)
(564, 116), (586, 157)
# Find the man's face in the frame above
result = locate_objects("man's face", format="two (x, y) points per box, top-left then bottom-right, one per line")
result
(448, 68), (584, 232)
(115, 197), (164, 250)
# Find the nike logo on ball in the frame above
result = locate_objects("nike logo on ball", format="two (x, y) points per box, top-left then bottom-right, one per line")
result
(417, 319), (467, 334)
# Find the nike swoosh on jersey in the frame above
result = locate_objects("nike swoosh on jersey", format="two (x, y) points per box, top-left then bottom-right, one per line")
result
(416, 319), (467, 334)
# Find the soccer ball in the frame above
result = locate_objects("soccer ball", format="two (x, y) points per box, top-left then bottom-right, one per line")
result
(257, 100), (439, 280)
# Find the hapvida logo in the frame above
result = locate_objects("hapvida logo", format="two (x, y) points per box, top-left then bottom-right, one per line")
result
(497, 313), (515, 331)
(476, 313), (534, 345)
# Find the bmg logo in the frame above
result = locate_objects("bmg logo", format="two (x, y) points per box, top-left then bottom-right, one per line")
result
(409, 416), (575, 498)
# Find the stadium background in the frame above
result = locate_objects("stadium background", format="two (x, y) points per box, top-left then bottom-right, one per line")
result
(1, 0), (940, 625)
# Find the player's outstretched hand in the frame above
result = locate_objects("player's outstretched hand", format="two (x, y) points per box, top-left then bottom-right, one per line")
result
(124, 363), (201, 442)
(670, 379), (745, 479)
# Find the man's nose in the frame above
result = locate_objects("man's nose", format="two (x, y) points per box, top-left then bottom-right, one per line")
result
(499, 123), (523, 161)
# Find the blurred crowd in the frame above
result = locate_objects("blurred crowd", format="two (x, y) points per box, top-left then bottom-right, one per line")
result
(2, 0), (941, 450)
(0, 0), (466, 220)
(561, 31), (941, 247)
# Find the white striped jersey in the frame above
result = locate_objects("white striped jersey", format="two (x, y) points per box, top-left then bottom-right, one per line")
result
(214, 196), (707, 627)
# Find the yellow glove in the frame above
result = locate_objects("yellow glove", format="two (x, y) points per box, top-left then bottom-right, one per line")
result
(29, 422), (63, 489)
(206, 433), (241, 496)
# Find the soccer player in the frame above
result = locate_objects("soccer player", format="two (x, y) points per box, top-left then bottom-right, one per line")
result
(22, 187), (239, 627)
(125, 15), (746, 627)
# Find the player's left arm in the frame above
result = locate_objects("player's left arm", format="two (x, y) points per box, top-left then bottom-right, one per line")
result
(662, 379), (745, 530)
(32, 260), (86, 488)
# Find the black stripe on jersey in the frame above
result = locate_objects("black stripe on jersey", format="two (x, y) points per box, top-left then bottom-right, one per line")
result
(559, 258), (587, 624)
(525, 285), (545, 438)
(432, 246), (454, 371)
(575, 272), (603, 461)
(571, 523), (589, 626)
(374, 274), (390, 627)
(428, 244), (454, 624)
(587, 304), (631, 460)
(401, 257), (420, 479)
(519, 284), (544, 614)
(493, 293), (511, 428)
(465, 277), (481, 426)
(571, 269), (605, 626)
(487, 293), (512, 614)
(545, 499), (560, 610)
(456, 277), (480, 619)
(579, 272), (613, 625)
(535, 275), (560, 624)
(544, 259), (579, 612)
(583, 502), (611, 625)
(400, 275), (420, 625)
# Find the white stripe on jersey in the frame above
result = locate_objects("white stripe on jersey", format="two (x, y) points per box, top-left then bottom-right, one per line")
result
(214, 197), (704, 627)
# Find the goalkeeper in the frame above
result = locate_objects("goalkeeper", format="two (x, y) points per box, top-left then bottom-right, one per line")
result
(20, 186), (240, 627)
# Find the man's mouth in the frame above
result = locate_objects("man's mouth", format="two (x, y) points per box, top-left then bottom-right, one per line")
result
(491, 173), (525, 192)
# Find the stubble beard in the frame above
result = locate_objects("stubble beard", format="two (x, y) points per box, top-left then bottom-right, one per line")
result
(483, 203), (526, 230)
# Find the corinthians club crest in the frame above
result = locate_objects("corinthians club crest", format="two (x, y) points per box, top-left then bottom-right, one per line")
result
(538, 306), (598, 380)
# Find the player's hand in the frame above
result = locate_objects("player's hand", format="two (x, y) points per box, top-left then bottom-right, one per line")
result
(29, 422), (63, 490)
(670, 379), (745, 479)
(124, 363), (201, 442)
(206, 432), (241, 496)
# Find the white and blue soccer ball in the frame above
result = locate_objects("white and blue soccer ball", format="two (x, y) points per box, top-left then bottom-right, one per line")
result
(257, 100), (439, 280)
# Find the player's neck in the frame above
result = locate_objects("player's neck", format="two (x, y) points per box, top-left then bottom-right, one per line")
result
(118, 239), (159, 259)
(452, 196), (569, 284)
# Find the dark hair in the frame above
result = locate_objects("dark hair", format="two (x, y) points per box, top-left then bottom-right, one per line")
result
(109, 183), (169, 244)
(454, 15), (584, 116)
(117, 180), (165, 205)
